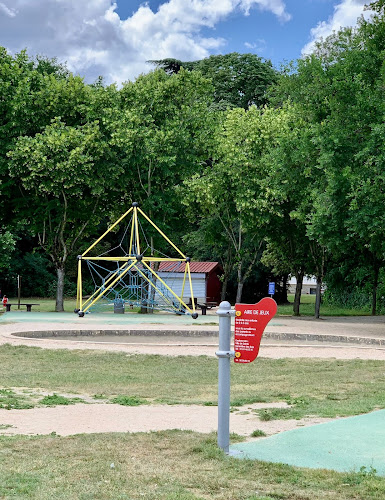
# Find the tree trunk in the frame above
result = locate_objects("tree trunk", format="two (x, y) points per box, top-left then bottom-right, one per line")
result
(220, 275), (228, 301)
(56, 267), (65, 312)
(372, 260), (380, 316)
(293, 271), (304, 316)
(236, 281), (244, 304)
(281, 274), (289, 304)
(315, 275), (322, 319)
(235, 260), (244, 303)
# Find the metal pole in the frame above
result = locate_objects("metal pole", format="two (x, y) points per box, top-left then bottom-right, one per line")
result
(216, 301), (235, 453)
(17, 275), (21, 310)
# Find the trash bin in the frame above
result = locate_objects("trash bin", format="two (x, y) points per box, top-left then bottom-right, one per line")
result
(113, 297), (125, 314)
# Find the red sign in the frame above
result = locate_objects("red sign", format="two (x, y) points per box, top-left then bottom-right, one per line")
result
(234, 298), (277, 363)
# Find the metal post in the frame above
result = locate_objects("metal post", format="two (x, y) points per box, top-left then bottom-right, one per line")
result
(17, 275), (21, 310)
(216, 301), (235, 453)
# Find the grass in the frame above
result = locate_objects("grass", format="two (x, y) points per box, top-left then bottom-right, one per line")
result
(1, 345), (385, 419)
(251, 429), (266, 438)
(277, 294), (371, 317)
(0, 431), (385, 499)
(39, 394), (84, 406)
(0, 298), (142, 314)
(0, 293), (372, 316)
(110, 395), (148, 406)
(1, 345), (385, 497)
(0, 389), (34, 410)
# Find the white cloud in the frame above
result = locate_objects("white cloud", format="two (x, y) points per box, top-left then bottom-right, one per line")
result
(0, 0), (290, 84)
(302, 0), (373, 56)
(244, 38), (266, 52)
(0, 2), (16, 17)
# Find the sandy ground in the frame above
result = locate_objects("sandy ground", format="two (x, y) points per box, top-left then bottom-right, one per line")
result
(0, 400), (334, 439)
(1, 314), (385, 438)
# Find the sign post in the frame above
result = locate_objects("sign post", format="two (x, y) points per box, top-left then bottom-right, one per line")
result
(216, 301), (235, 453)
(216, 299), (277, 453)
(268, 282), (275, 298)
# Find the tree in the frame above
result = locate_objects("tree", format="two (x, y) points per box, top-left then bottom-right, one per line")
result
(111, 68), (216, 244)
(149, 53), (277, 109)
(269, 4), (385, 315)
(0, 231), (15, 272)
(8, 118), (123, 311)
(185, 106), (288, 303)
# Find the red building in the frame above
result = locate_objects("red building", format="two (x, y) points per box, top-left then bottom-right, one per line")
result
(158, 261), (223, 305)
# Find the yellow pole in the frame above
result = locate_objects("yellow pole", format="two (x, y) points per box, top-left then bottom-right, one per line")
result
(82, 207), (133, 257)
(82, 261), (137, 313)
(82, 257), (135, 262)
(141, 261), (192, 313)
(186, 262), (196, 314)
(137, 208), (186, 258)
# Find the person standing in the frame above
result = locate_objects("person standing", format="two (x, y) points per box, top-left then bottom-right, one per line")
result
(2, 295), (8, 310)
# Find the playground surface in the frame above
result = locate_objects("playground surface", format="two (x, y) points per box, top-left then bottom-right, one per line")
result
(231, 409), (385, 475)
(2, 309), (385, 359)
(2, 310), (385, 475)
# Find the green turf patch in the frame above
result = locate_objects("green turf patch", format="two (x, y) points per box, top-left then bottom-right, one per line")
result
(1, 431), (385, 499)
(110, 395), (148, 406)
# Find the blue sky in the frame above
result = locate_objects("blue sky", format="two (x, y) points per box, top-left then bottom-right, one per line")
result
(0, 0), (371, 84)
(117, 0), (339, 68)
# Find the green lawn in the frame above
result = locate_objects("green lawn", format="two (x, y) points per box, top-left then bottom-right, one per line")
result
(1, 294), (372, 316)
(1, 345), (385, 419)
(1, 431), (384, 499)
(1, 345), (385, 498)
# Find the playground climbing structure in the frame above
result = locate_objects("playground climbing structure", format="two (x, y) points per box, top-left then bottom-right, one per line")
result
(75, 203), (198, 318)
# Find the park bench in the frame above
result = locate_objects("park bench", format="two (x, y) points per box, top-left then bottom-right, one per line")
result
(198, 302), (217, 315)
(187, 298), (217, 315)
(4, 303), (40, 312)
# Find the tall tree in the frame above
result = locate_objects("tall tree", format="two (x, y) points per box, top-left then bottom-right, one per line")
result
(149, 53), (277, 109)
(111, 68), (216, 247)
(8, 118), (123, 311)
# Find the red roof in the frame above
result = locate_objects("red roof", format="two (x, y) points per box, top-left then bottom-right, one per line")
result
(158, 261), (220, 274)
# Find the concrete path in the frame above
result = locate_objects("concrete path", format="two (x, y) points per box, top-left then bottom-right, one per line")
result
(2, 311), (385, 359)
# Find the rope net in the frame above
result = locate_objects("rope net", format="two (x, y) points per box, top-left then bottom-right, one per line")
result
(75, 204), (197, 318)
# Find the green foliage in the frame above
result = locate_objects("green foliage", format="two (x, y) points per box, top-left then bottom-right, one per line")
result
(251, 429), (267, 438)
(0, 231), (15, 271)
(110, 395), (148, 406)
(150, 52), (277, 109)
(39, 394), (76, 406)
(0, 389), (34, 410)
(3, 9), (385, 308)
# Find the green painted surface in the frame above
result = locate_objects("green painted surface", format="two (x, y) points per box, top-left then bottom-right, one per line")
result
(231, 410), (385, 475)
(0, 310), (283, 327)
(0, 311), (217, 325)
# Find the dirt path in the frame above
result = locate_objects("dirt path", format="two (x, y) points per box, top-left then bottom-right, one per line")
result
(0, 401), (334, 439)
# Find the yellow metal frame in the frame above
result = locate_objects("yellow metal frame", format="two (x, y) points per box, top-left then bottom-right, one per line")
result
(76, 203), (197, 317)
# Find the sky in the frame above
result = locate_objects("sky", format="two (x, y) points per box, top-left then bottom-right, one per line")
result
(0, 0), (373, 85)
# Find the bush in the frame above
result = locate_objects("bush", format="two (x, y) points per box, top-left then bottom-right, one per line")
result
(322, 288), (371, 310)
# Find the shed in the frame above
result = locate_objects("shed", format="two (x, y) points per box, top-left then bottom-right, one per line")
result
(157, 261), (222, 305)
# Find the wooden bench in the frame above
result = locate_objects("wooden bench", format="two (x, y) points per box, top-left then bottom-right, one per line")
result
(4, 303), (40, 312)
